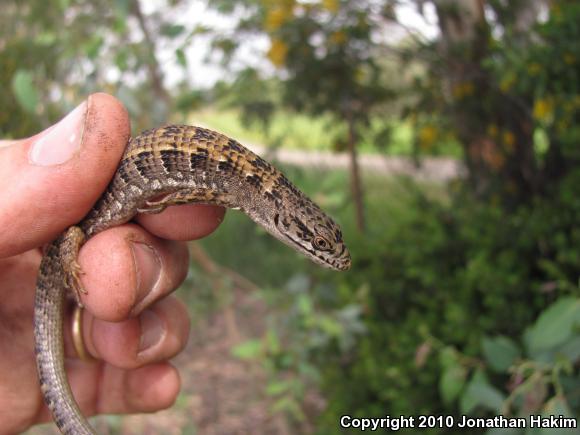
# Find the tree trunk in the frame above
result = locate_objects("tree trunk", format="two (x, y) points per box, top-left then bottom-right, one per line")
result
(346, 115), (366, 232)
(433, 0), (539, 201)
(130, 0), (171, 110)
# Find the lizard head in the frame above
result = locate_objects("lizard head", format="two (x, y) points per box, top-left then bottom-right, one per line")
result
(270, 199), (351, 271)
(225, 148), (351, 271)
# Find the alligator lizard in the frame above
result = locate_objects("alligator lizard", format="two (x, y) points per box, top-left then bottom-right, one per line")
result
(34, 124), (351, 434)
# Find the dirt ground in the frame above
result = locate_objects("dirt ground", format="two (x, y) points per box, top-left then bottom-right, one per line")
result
(28, 286), (323, 435)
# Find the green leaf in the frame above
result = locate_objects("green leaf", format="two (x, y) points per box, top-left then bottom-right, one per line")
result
(319, 316), (342, 336)
(271, 396), (304, 420)
(35, 31), (57, 46)
(286, 274), (310, 293)
(533, 396), (575, 435)
(57, 0), (71, 11)
(297, 293), (313, 315)
(459, 369), (505, 414)
(117, 86), (140, 115)
(266, 329), (281, 354)
(114, 49), (129, 71)
(112, 0), (129, 32)
(176, 48), (187, 68)
(114, 0), (129, 17)
(192, 24), (212, 35)
(84, 35), (104, 59)
(266, 380), (292, 396)
(439, 364), (467, 405)
(231, 339), (262, 360)
(526, 297), (580, 353)
(543, 395), (572, 416)
(439, 346), (458, 369)
(482, 335), (521, 372)
(557, 335), (580, 362)
(11, 70), (38, 114)
(160, 24), (186, 38)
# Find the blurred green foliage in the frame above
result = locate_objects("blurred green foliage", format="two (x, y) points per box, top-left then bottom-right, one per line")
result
(0, 0), (205, 136)
(315, 170), (580, 433)
(408, 0), (580, 204)
(198, 164), (580, 432)
(192, 106), (461, 156)
(195, 2), (580, 429)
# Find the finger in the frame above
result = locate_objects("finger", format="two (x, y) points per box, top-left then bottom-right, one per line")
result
(35, 362), (180, 422)
(0, 93), (130, 258)
(63, 296), (190, 369)
(96, 363), (180, 414)
(136, 203), (226, 241)
(76, 223), (189, 321)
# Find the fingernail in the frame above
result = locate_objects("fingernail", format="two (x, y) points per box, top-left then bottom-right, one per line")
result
(29, 100), (88, 166)
(139, 309), (166, 353)
(130, 241), (162, 314)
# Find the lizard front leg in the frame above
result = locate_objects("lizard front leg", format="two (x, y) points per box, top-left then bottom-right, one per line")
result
(58, 226), (87, 306)
(137, 188), (234, 214)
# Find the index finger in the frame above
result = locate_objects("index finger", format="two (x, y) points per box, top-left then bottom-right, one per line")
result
(135, 204), (226, 241)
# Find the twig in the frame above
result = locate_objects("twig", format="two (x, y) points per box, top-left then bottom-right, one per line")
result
(189, 242), (261, 293)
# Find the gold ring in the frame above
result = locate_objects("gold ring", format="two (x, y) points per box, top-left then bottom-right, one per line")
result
(71, 305), (95, 362)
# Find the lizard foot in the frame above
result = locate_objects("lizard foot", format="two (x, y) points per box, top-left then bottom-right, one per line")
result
(59, 226), (87, 306)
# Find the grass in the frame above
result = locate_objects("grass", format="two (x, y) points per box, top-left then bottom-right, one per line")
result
(189, 108), (339, 152)
(187, 108), (445, 156)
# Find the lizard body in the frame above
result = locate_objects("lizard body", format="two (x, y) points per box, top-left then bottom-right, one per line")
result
(34, 125), (350, 434)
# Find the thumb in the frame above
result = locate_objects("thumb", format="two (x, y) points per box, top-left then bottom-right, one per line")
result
(0, 93), (130, 258)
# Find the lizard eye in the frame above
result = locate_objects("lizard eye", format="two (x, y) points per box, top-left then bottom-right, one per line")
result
(312, 236), (331, 251)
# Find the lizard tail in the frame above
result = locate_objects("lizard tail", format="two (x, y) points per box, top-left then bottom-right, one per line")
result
(34, 238), (96, 435)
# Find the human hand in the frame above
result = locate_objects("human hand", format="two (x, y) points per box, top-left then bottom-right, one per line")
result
(0, 93), (225, 433)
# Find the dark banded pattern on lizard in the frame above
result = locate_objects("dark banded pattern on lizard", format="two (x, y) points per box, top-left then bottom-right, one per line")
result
(34, 125), (351, 434)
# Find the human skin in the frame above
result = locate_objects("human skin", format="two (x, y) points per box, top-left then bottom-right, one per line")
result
(0, 93), (225, 433)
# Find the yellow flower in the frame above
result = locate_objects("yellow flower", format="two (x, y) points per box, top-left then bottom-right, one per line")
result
(533, 98), (554, 121)
(556, 119), (569, 133)
(527, 63), (542, 76)
(462, 82), (474, 96)
(354, 66), (365, 83)
(452, 82), (474, 99)
(502, 130), (515, 150)
(499, 75), (515, 92)
(265, 7), (289, 31)
(487, 124), (499, 138)
(322, 0), (339, 13)
(329, 30), (346, 45)
(418, 125), (438, 149)
(261, 0), (294, 8)
(267, 38), (288, 67)
(564, 53), (575, 65)
(451, 83), (462, 99)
